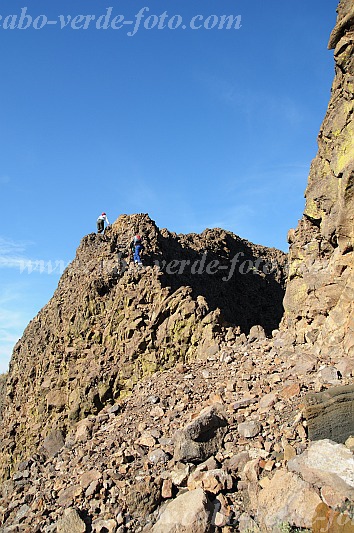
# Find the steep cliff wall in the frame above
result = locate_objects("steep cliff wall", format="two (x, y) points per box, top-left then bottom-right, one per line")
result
(0, 214), (286, 478)
(282, 0), (354, 358)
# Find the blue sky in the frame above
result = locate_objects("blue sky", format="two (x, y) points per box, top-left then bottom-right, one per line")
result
(0, 0), (338, 372)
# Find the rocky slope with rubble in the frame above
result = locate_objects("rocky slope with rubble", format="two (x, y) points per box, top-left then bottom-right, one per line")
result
(1, 330), (354, 532)
(0, 213), (287, 483)
(1, 1), (354, 531)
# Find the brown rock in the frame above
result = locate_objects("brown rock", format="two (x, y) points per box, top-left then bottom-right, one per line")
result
(125, 478), (161, 516)
(57, 485), (83, 508)
(56, 508), (86, 533)
(312, 502), (354, 533)
(75, 418), (94, 444)
(280, 383), (300, 400)
(173, 404), (228, 463)
(282, 0), (354, 369)
(43, 429), (65, 458)
(151, 488), (213, 533)
(170, 463), (190, 487)
(79, 470), (101, 490)
(257, 469), (322, 531)
(161, 479), (173, 499)
(288, 439), (354, 502)
(0, 214), (287, 480)
(187, 468), (233, 494)
(238, 421), (261, 438)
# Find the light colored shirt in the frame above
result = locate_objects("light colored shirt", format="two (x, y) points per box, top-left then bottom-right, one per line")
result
(97, 214), (110, 225)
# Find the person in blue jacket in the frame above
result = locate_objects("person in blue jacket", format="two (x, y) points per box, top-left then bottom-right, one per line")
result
(130, 235), (144, 267)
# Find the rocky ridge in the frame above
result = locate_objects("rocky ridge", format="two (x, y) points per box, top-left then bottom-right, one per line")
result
(0, 214), (287, 481)
(1, 1), (354, 531)
(282, 0), (354, 359)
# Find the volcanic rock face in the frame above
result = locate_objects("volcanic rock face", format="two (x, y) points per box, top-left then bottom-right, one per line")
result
(0, 214), (286, 479)
(282, 0), (354, 358)
(2, 4), (354, 531)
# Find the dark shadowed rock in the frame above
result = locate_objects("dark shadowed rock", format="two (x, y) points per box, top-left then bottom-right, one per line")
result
(125, 478), (161, 517)
(173, 404), (228, 463)
(303, 385), (354, 443)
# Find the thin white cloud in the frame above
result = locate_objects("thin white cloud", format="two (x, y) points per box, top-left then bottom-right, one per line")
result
(0, 236), (32, 255)
(0, 237), (33, 271)
(0, 237), (66, 274)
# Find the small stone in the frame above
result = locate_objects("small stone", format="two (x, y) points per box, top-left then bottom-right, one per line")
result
(137, 434), (156, 447)
(226, 381), (236, 392)
(263, 460), (275, 472)
(214, 511), (228, 527)
(92, 518), (117, 533)
(283, 444), (297, 462)
(248, 325), (266, 343)
(170, 463), (190, 486)
(317, 366), (340, 383)
(75, 418), (94, 444)
(259, 393), (277, 410)
(187, 468), (233, 494)
(243, 459), (260, 483)
(108, 404), (120, 415)
(259, 477), (271, 489)
(148, 395), (160, 404)
(345, 435), (354, 451)
(80, 470), (101, 489)
(238, 421), (261, 438)
(150, 406), (165, 418)
(85, 479), (100, 497)
(57, 485), (82, 507)
(161, 479), (173, 499)
(15, 504), (30, 523)
(148, 448), (169, 464)
(56, 508), (86, 533)
(280, 383), (300, 400)
(233, 397), (256, 410)
(226, 451), (250, 473)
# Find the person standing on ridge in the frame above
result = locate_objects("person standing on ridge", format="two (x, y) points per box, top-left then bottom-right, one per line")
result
(97, 212), (110, 234)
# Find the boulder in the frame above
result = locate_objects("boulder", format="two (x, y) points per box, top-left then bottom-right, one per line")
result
(257, 469), (322, 531)
(173, 404), (228, 463)
(151, 488), (213, 533)
(303, 385), (354, 443)
(288, 439), (354, 502)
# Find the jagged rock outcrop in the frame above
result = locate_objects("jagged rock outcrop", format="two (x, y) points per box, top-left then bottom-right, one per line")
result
(2, 3), (354, 531)
(282, 0), (354, 359)
(0, 213), (286, 480)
